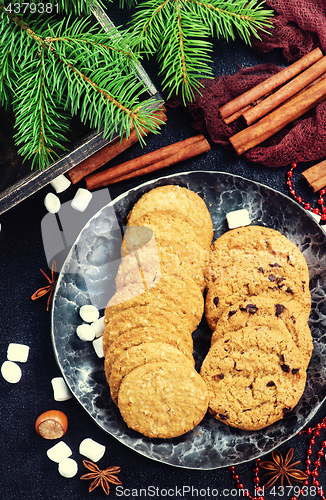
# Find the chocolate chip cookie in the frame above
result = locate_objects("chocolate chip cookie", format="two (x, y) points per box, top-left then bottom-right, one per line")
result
(200, 325), (307, 430)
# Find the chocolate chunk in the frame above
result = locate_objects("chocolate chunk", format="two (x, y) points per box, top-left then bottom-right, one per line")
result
(268, 274), (276, 282)
(213, 297), (219, 306)
(246, 303), (258, 314)
(228, 310), (237, 318)
(266, 381), (275, 387)
(292, 368), (300, 375)
(258, 267), (264, 273)
(275, 304), (284, 317)
(219, 414), (228, 420)
(281, 364), (290, 373)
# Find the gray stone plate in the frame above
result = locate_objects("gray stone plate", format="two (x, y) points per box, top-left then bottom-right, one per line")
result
(51, 171), (326, 469)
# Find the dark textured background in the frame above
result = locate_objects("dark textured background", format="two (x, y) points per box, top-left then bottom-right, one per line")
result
(1, 3), (326, 499)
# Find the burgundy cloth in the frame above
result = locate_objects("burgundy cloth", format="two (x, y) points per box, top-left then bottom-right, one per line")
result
(169, 0), (326, 167)
(252, 0), (326, 62)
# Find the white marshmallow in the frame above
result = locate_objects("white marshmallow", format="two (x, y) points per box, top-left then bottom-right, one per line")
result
(50, 174), (71, 193)
(91, 316), (105, 338)
(51, 377), (72, 401)
(71, 188), (92, 212)
(47, 441), (72, 463)
(7, 343), (30, 363)
(44, 192), (61, 214)
(79, 438), (106, 462)
(92, 337), (104, 358)
(1, 360), (22, 383)
(79, 304), (99, 323)
(76, 323), (96, 342)
(310, 211), (321, 223)
(226, 209), (250, 229)
(58, 458), (78, 478)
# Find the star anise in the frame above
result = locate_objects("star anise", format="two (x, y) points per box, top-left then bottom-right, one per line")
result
(31, 260), (57, 311)
(259, 448), (308, 489)
(80, 460), (122, 495)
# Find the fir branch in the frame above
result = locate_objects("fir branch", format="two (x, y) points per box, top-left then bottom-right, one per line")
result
(128, 0), (274, 103)
(0, 4), (163, 169)
(12, 51), (70, 169)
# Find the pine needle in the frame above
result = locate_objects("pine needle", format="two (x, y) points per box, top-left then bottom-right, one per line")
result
(0, 1), (164, 169)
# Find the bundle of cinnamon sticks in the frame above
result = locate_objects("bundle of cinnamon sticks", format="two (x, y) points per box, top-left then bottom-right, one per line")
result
(66, 105), (210, 189)
(84, 134), (210, 190)
(219, 48), (326, 155)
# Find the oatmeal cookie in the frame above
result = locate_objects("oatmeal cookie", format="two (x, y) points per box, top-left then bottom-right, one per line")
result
(115, 238), (208, 292)
(122, 210), (204, 256)
(126, 185), (213, 248)
(103, 305), (194, 353)
(104, 326), (194, 380)
(108, 341), (194, 405)
(105, 274), (204, 334)
(118, 361), (209, 438)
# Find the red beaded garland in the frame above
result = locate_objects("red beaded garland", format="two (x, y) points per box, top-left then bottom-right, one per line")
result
(287, 163), (326, 221)
(229, 415), (326, 500)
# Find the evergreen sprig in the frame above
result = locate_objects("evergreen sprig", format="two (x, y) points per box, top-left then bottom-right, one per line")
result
(127, 0), (274, 102)
(0, 1), (163, 169)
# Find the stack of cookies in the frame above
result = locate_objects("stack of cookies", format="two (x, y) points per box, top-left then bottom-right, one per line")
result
(103, 185), (213, 438)
(201, 225), (313, 431)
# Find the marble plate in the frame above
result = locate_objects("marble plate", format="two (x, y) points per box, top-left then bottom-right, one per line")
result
(51, 171), (326, 469)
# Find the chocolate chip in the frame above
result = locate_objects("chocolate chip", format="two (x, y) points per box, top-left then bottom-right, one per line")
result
(258, 267), (264, 273)
(219, 414), (228, 420)
(219, 373), (224, 379)
(286, 287), (293, 294)
(270, 263), (281, 267)
(292, 368), (300, 375)
(213, 297), (219, 306)
(266, 381), (275, 387)
(302, 283), (305, 292)
(275, 304), (284, 317)
(268, 274), (276, 282)
(281, 354), (285, 362)
(276, 277), (285, 283)
(224, 338), (230, 343)
(281, 364), (290, 373)
(228, 310), (237, 318)
(246, 304), (258, 314)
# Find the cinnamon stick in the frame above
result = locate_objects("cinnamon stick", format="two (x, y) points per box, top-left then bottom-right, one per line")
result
(229, 76), (326, 155)
(219, 47), (323, 121)
(85, 136), (210, 190)
(302, 160), (326, 192)
(67, 108), (167, 184)
(243, 56), (326, 125)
